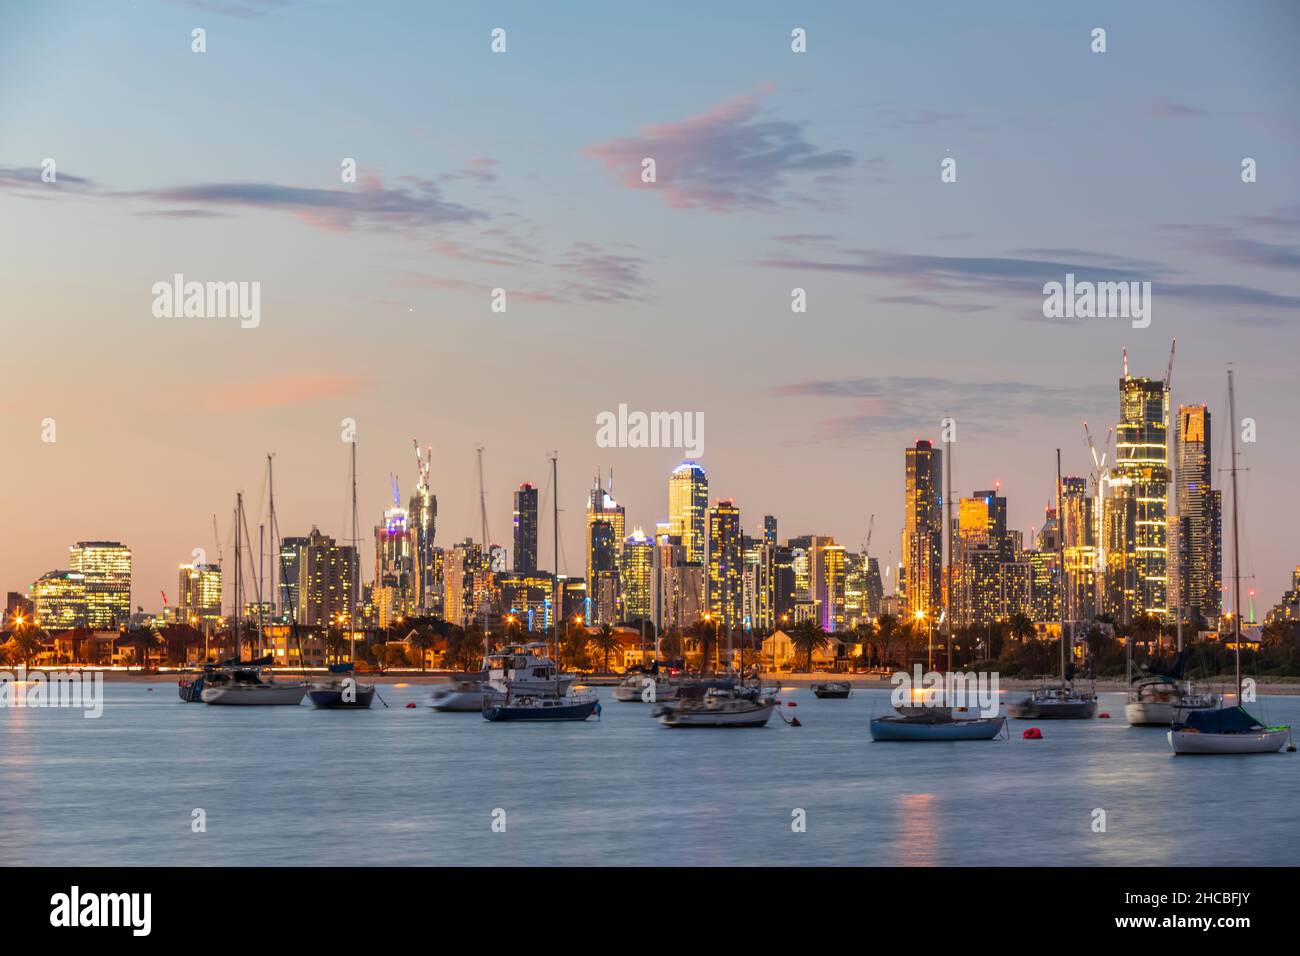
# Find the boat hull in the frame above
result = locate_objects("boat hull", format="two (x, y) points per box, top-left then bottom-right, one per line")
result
(482, 697), (599, 721)
(812, 687), (851, 699)
(307, 685), (375, 708)
(1007, 698), (1096, 719)
(200, 684), (308, 705)
(658, 701), (775, 728)
(870, 715), (1006, 741)
(1168, 727), (1290, 755)
(430, 688), (485, 711)
(179, 678), (204, 702)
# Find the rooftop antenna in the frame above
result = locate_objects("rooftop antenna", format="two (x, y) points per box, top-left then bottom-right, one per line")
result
(1122, 346), (1129, 379)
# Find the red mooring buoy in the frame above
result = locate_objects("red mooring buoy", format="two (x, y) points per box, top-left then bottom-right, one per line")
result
(791, 716), (802, 727)
(1022, 727), (1043, 739)
(1098, 712), (1111, 719)
(787, 701), (797, 707)
(405, 701), (417, 709)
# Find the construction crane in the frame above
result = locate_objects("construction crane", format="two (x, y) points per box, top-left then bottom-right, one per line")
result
(1164, 338), (1176, 391)
(212, 514), (223, 567)
(412, 438), (432, 490)
(860, 514), (875, 558)
(1082, 420), (1112, 576)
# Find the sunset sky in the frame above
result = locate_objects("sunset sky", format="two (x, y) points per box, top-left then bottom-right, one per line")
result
(2, 0), (1298, 615)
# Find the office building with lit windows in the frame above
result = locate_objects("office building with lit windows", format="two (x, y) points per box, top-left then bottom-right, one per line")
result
(513, 482), (539, 574)
(178, 562), (222, 625)
(668, 462), (708, 565)
(68, 541), (132, 628)
(1110, 371), (1170, 620)
(1172, 404), (1222, 624)
(707, 499), (742, 630)
(901, 441), (943, 618)
(32, 570), (88, 629)
(620, 528), (654, 622)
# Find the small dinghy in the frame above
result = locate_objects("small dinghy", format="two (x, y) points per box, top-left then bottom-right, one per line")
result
(1168, 705), (1292, 755)
(308, 662), (375, 709)
(811, 681), (851, 699)
(870, 707), (1005, 741)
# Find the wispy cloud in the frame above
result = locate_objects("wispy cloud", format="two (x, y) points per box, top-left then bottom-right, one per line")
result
(776, 376), (1110, 439)
(199, 371), (368, 412)
(583, 86), (853, 212)
(760, 244), (1300, 322)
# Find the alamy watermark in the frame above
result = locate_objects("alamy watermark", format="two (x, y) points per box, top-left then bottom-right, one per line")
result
(0, 666), (104, 718)
(1042, 273), (1150, 328)
(152, 273), (260, 329)
(890, 665), (1000, 718)
(595, 403), (703, 457)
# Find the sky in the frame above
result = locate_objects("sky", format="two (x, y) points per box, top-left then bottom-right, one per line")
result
(2, 0), (1298, 617)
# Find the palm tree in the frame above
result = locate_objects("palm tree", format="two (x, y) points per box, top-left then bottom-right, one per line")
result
(408, 626), (437, 671)
(587, 623), (621, 674)
(1007, 612), (1035, 646)
(127, 626), (161, 672)
(789, 619), (831, 672)
(10, 622), (46, 668)
(686, 617), (718, 675)
(851, 620), (877, 668)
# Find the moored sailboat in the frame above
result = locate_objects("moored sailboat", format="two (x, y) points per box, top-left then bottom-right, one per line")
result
(1008, 450), (1097, 721)
(1168, 369), (1292, 755)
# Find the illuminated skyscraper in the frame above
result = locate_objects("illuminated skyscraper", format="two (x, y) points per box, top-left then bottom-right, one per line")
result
(68, 541), (132, 628)
(1060, 475), (1097, 623)
(513, 482), (539, 574)
(443, 538), (485, 627)
(586, 472), (625, 617)
(375, 479), (415, 616)
(178, 563), (223, 624)
(32, 570), (88, 629)
(1111, 370), (1170, 621)
(297, 527), (358, 628)
(1172, 404), (1222, 624)
(620, 529), (654, 622)
(817, 542), (848, 633)
(901, 440), (942, 618)
(409, 444), (438, 613)
(668, 461), (708, 565)
(279, 535), (309, 614)
(707, 499), (742, 629)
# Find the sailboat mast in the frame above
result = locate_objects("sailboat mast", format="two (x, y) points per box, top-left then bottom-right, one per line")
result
(477, 446), (489, 653)
(350, 440), (359, 664)
(945, 429), (953, 673)
(1056, 449), (1067, 683)
(552, 453), (560, 681)
(234, 492), (242, 663)
(1228, 368), (1242, 704)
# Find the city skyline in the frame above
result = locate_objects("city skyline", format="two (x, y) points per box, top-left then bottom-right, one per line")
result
(3, 1), (1298, 614)
(9, 350), (1275, 629)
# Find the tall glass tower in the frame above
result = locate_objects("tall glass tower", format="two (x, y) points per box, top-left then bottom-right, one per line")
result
(668, 461), (708, 565)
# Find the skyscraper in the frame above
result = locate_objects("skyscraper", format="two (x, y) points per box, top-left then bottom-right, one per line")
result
(1172, 404), (1221, 624)
(178, 562), (223, 624)
(668, 461), (708, 565)
(32, 570), (88, 629)
(409, 444), (438, 613)
(707, 498), (742, 629)
(901, 440), (942, 618)
(585, 473), (624, 624)
(620, 528), (654, 622)
(297, 527), (358, 628)
(1060, 476), (1097, 623)
(1110, 370), (1170, 620)
(68, 541), (132, 628)
(375, 482), (415, 617)
(513, 482), (539, 574)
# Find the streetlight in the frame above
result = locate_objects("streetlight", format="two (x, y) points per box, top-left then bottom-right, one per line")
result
(915, 609), (932, 670)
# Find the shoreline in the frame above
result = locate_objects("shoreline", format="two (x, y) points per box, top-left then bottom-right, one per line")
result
(43, 669), (1300, 696)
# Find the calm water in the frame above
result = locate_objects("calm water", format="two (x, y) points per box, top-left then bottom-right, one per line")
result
(2, 682), (1297, 866)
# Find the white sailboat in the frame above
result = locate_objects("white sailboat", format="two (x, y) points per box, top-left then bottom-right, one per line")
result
(1169, 369), (1292, 755)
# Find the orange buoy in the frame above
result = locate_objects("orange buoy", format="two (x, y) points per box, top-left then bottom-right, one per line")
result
(1022, 727), (1043, 739)
(1098, 712), (1111, 718)
(790, 716), (802, 727)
